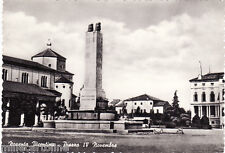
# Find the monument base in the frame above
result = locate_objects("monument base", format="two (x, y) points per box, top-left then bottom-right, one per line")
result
(43, 120), (143, 131)
(67, 110), (116, 121)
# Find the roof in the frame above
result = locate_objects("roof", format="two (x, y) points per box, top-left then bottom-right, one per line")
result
(3, 55), (54, 72)
(3, 55), (73, 75)
(32, 48), (66, 60)
(46, 89), (62, 97)
(72, 94), (77, 98)
(124, 94), (164, 102)
(189, 72), (224, 82)
(153, 101), (170, 107)
(3, 81), (56, 97)
(115, 101), (125, 107)
(55, 76), (73, 84)
(109, 99), (121, 106)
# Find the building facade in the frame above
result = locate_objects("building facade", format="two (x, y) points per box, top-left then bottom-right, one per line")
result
(2, 43), (75, 127)
(189, 72), (224, 128)
(115, 94), (170, 115)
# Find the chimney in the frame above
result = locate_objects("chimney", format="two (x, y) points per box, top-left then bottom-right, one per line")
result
(47, 39), (51, 49)
(88, 24), (93, 32)
(95, 22), (101, 31)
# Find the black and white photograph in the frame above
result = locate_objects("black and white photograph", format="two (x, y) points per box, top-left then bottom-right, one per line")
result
(1, 0), (224, 152)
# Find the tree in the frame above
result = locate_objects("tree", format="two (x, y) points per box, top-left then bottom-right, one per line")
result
(192, 114), (201, 128)
(122, 105), (127, 117)
(172, 90), (179, 108)
(150, 109), (155, 120)
(200, 115), (210, 129)
(136, 106), (141, 115)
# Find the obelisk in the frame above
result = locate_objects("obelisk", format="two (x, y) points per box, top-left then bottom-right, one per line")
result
(80, 23), (106, 111)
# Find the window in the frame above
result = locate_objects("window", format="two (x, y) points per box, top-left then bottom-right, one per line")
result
(194, 92), (198, 102)
(134, 102), (136, 105)
(2, 69), (7, 81)
(202, 92), (206, 102)
(63, 85), (65, 88)
(210, 91), (215, 102)
(211, 121), (215, 124)
(202, 83), (205, 86)
(150, 102), (152, 105)
(48, 64), (51, 67)
(210, 106), (215, 116)
(56, 85), (58, 88)
(21, 73), (29, 83)
(157, 109), (159, 113)
(141, 102), (143, 105)
(194, 106), (198, 116)
(211, 83), (214, 86)
(217, 93), (220, 100)
(41, 76), (47, 87)
(194, 83), (197, 86)
(222, 107), (224, 116)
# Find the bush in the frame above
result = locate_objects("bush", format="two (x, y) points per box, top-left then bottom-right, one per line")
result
(165, 122), (176, 128)
(154, 120), (163, 125)
(185, 120), (191, 127)
(200, 115), (209, 126)
(191, 114), (201, 128)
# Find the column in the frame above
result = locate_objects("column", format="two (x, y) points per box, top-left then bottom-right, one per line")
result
(218, 106), (220, 117)
(209, 106), (211, 118)
(201, 106), (203, 117)
(19, 113), (25, 127)
(33, 100), (39, 126)
(34, 115), (39, 126)
(215, 106), (218, 117)
(4, 102), (10, 127)
(198, 106), (201, 118)
(48, 115), (51, 120)
(207, 106), (210, 117)
(217, 106), (220, 117)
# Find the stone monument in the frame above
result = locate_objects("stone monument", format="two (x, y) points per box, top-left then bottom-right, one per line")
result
(43, 23), (143, 131)
(80, 22), (108, 111)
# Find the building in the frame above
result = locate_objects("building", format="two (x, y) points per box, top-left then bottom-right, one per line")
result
(189, 72), (224, 128)
(108, 99), (121, 107)
(115, 94), (170, 115)
(2, 42), (75, 127)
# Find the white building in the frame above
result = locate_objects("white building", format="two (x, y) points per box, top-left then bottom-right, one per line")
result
(115, 94), (170, 115)
(2, 42), (75, 127)
(189, 72), (224, 128)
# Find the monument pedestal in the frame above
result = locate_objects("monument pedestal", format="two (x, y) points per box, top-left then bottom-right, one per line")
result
(67, 110), (116, 121)
(80, 88), (96, 110)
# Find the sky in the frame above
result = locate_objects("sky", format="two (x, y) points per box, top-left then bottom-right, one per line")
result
(3, 0), (225, 110)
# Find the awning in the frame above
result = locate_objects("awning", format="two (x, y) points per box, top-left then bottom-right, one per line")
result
(46, 89), (62, 97)
(3, 81), (57, 101)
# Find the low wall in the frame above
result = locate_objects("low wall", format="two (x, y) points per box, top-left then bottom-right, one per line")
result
(100, 113), (115, 120)
(42, 120), (55, 128)
(113, 121), (143, 130)
(43, 120), (143, 130)
(67, 111), (116, 120)
(68, 112), (98, 120)
(54, 120), (112, 129)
